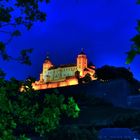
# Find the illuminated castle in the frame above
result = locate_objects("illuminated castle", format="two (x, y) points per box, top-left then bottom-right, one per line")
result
(32, 50), (96, 90)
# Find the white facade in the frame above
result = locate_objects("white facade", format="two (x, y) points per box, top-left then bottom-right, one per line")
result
(44, 66), (77, 82)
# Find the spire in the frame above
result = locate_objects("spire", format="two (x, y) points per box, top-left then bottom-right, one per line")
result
(44, 52), (52, 64)
(46, 52), (50, 60)
(79, 48), (85, 55)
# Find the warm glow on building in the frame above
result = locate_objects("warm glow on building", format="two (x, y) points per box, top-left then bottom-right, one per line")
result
(32, 50), (96, 90)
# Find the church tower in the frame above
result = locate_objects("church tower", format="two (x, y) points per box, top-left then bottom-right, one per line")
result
(77, 49), (88, 77)
(40, 55), (53, 82)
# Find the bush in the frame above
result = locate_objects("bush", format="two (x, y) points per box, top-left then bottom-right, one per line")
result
(0, 78), (80, 139)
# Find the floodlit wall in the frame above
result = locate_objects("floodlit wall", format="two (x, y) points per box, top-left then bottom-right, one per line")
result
(32, 77), (78, 90)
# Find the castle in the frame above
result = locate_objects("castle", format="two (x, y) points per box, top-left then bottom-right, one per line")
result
(32, 50), (96, 90)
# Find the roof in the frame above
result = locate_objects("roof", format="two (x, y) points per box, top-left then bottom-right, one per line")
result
(99, 128), (134, 137)
(44, 56), (52, 64)
(48, 66), (57, 70)
(84, 67), (95, 71)
(79, 48), (86, 55)
(88, 66), (96, 70)
(60, 64), (76, 68)
(48, 64), (76, 70)
(79, 51), (85, 55)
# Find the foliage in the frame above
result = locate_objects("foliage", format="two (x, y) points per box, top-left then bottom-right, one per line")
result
(65, 97), (80, 118)
(18, 135), (31, 140)
(0, 74), (80, 139)
(126, 0), (140, 64)
(0, 0), (49, 65)
(96, 65), (140, 95)
(75, 71), (80, 79)
(96, 65), (134, 81)
(82, 73), (92, 83)
(75, 71), (92, 84)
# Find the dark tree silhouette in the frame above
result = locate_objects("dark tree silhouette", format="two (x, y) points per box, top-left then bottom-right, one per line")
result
(96, 65), (134, 81)
(0, 2), (81, 138)
(0, 77), (80, 139)
(83, 73), (92, 83)
(75, 70), (80, 79)
(0, 0), (49, 65)
(126, 0), (140, 64)
(75, 70), (83, 84)
(96, 65), (117, 80)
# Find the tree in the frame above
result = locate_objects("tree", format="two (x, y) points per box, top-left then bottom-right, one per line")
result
(75, 71), (83, 84)
(96, 65), (134, 81)
(117, 67), (133, 80)
(0, 0), (49, 65)
(83, 73), (92, 83)
(0, 1), (80, 137)
(0, 76), (80, 139)
(96, 65), (116, 80)
(126, 0), (140, 64)
(0, 1), (81, 139)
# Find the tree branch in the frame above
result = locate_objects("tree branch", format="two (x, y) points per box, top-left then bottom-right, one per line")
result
(0, 30), (11, 34)
(0, 23), (17, 28)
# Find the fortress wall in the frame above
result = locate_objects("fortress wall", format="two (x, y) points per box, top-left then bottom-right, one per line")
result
(32, 77), (78, 90)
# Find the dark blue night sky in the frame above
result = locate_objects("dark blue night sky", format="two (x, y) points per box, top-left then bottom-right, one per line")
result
(1, 0), (140, 80)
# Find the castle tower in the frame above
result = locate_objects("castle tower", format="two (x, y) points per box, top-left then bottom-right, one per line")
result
(77, 49), (88, 77)
(41, 55), (53, 81)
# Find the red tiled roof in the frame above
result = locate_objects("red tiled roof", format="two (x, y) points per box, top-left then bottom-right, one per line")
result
(48, 64), (76, 70)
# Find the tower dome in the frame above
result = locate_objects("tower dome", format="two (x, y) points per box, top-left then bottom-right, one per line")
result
(43, 55), (53, 69)
(44, 56), (52, 64)
(79, 48), (86, 55)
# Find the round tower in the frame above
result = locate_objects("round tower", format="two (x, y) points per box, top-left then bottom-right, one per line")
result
(77, 49), (88, 77)
(42, 55), (53, 81)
